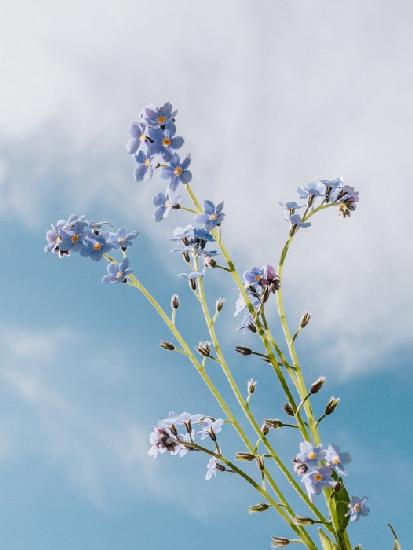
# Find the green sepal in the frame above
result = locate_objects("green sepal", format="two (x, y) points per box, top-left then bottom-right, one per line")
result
(318, 529), (338, 550)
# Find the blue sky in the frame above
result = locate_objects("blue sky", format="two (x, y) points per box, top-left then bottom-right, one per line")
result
(0, 1), (412, 548)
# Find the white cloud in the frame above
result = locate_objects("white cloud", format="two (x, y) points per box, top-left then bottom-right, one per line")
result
(1, 0), (412, 377)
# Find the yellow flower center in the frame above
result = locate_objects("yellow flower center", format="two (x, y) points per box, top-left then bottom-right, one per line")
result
(115, 271), (123, 279)
(71, 234), (79, 243)
(162, 137), (171, 147)
(139, 134), (147, 143)
(255, 274), (261, 281)
(332, 456), (340, 465)
(157, 115), (167, 124)
(353, 503), (361, 512)
(174, 167), (183, 176)
(314, 473), (323, 482)
(93, 242), (102, 251)
(144, 159), (151, 168)
(307, 451), (317, 460)
(209, 213), (217, 221)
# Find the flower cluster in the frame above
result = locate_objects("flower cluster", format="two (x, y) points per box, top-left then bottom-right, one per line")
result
(281, 178), (360, 233)
(293, 441), (368, 521)
(234, 264), (280, 330)
(127, 102), (192, 220)
(148, 411), (225, 480)
(44, 214), (137, 284)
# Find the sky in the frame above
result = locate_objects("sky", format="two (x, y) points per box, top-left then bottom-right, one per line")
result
(0, 0), (412, 548)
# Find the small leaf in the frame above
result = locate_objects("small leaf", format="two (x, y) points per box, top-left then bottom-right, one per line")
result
(329, 477), (350, 535)
(318, 529), (338, 550)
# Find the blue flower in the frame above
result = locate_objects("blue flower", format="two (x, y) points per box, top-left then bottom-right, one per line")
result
(126, 123), (147, 154)
(134, 150), (155, 182)
(194, 200), (225, 230)
(147, 127), (184, 160)
(142, 102), (177, 131)
(161, 154), (192, 191)
(324, 444), (351, 476)
(108, 228), (139, 249)
(288, 213), (311, 229)
(80, 232), (113, 261)
(296, 441), (325, 469)
(347, 496), (369, 522)
(153, 190), (180, 222)
(279, 201), (305, 212)
(243, 266), (264, 286)
(297, 181), (326, 199)
(58, 223), (88, 254)
(178, 270), (205, 282)
(170, 225), (214, 252)
(301, 467), (335, 499)
(102, 258), (133, 284)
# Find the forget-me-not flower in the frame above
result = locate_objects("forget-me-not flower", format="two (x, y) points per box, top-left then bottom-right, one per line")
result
(194, 200), (225, 230)
(347, 496), (369, 522)
(134, 150), (155, 182)
(102, 258), (133, 284)
(153, 190), (180, 222)
(161, 154), (192, 191)
(301, 467), (335, 499)
(324, 443), (351, 476)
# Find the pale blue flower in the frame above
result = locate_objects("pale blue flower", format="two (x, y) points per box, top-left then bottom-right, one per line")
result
(324, 444), (351, 476)
(134, 150), (154, 182)
(347, 496), (369, 522)
(153, 190), (179, 222)
(301, 467), (335, 499)
(296, 441), (325, 469)
(194, 200), (225, 230)
(102, 258), (133, 284)
(161, 154), (192, 191)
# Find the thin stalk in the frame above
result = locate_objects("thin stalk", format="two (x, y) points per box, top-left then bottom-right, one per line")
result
(127, 274), (316, 544)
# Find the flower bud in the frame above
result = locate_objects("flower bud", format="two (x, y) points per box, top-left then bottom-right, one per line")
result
(310, 376), (326, 395)
(255, 455), (265, 471)
(182, 252), (191, 264)
(160, 341), (175, 351)
(261, 423), (270, 436)
(235, 452), (256, 462)
(300, 312), (311, 328)
(216, 297), (225, 312)
(325, 396), (340, 416)
(293, 461), (308, 476)
(216, 463), (226, 472)
(264, 418), (283, 429)
(171, 294), (180, 309)
(333, 481), (342, 492)
(235, 345), (252, 356)
(294, 516), (315, 526)
(271, 537), (291, 548)
(247, 323), (257, 333)
(197, 341), (211, 357)
(204, 255), (217, 268)
(249, 503), (269, 513)
(189, 278), (197, 291)
(247, 378), (256, 395)
(283, 402), (295, 416)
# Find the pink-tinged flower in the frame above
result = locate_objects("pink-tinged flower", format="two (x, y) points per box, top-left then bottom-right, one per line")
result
(148, 426), (187, 458)
(199, 418), (224, 440)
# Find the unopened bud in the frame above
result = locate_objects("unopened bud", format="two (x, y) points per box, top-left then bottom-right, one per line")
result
(333, 481), (342, 493)
(171, 294), (180, 309)
(235, 345), (252, 356)
(247, 378), (256, 395)
(294, 516), (315, 526)
(235, 452), (256, 462)
(293, 461), (308, 476)
(216, 463), (226, 472)
(271, 537), (291, 548)
(300, 312), (311, 328)
(189, 278), (197, 291)
(182, 252), (191, 264)
(265, 418), (283, 429)
(204, 255), (217, 268)
(249, 503), (269, 513)
(325, 396), (340, 416)
(160, 341), (175, 351)
(256, 455), (265, 471)
(197, 341), (211, 357)
(283, 402), (295, 416)
(216, 297), (225, 312)
(247, 323), (257, 333)
(261, 423), (270, 436)
(310, 376), (326, 395)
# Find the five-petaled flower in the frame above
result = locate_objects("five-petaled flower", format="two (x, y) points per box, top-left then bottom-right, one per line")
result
(347, 496), (369, 522)
(153, 190), (180, 222)
(324, 443), (352, 476)
(194, 200), (225, 230)
(102, 258), (133, 284)
(161, 154), (192, 191)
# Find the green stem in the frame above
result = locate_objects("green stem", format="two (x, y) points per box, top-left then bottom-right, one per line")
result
(127, 274), (315, 545)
